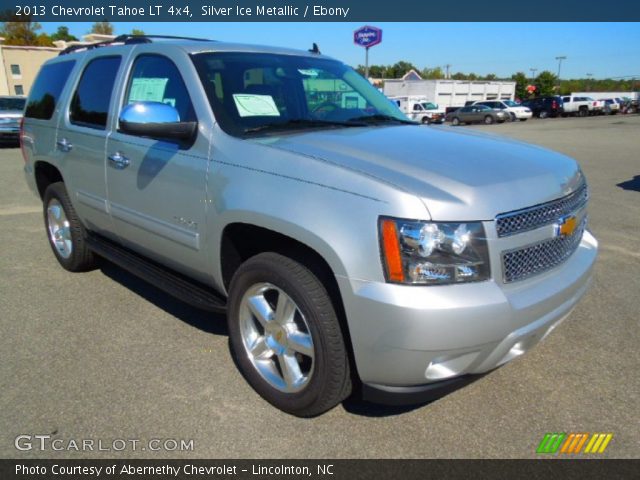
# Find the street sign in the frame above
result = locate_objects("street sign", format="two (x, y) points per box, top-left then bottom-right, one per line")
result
(353, 25), (382, 49)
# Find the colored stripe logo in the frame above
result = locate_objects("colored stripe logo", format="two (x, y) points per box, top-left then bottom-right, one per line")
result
(537, 433), (613, 454)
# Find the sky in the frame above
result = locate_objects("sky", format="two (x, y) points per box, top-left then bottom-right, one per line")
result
(39, 22), (640, 80)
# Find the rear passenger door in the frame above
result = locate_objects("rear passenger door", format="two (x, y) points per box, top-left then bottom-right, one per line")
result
(57, 55), (124, 237)
(105, 52), (210, 280)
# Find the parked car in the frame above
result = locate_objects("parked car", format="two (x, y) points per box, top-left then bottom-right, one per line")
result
(446, 104), (509, 125)
(21, 35), (597, 417)
(390, 96), (445, 124)
(0, 96), (26, 144)
(521, 96), (564, 118)
(602, 98), (620, 115)
(561, 96), (605, 117)
(473, 100), (532, 121)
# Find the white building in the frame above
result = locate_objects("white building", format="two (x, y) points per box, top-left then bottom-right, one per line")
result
(384, 79), (516, 108)
(571, 91), (639, 101)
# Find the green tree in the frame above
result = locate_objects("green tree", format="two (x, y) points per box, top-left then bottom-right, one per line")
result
(535, 71), (557, 96)
(91, 21), (114, 35)
(387, 61), (418, 79)
(50, 26), (78, 42)
(131, 28), (145, 36)
(484, 73), (497, 81)
(511, 72), (529, 100)
(421, 67), (444, 79)
(0, 21), (52, 46)
(451, 72), (468, 80)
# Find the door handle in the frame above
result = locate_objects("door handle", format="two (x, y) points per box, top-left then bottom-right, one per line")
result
(56, 138), (73, 152)
(108, 152), (130, 169)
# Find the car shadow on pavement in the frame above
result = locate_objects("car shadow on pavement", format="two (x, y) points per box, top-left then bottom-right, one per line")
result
(616, 175), (640, 192)
(99, 260), (228, 336)
(341, 397), (425, 417)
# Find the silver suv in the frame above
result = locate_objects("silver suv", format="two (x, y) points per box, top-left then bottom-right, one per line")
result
(21, 35), (598, 417)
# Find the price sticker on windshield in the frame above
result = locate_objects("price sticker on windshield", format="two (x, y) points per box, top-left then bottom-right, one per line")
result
(233, 94), (281, 117)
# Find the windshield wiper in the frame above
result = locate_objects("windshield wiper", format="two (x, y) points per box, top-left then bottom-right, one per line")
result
(244, 118), (367, 134)
(345, 114), (417, 125)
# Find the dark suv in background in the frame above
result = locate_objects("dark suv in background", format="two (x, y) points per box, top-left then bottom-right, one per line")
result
(521, 96), (564, 118)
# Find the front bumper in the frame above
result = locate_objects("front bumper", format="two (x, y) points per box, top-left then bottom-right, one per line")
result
(338, 230), (597, 392)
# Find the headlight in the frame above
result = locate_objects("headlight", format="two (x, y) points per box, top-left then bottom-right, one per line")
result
(379, 217), (490, 285)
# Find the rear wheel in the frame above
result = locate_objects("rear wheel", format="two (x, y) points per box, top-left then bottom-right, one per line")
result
(43, 182), (96, 272)
(227, 252), (351, 417)
(539, 110), (549, 119)
(578, 107), (588, 117)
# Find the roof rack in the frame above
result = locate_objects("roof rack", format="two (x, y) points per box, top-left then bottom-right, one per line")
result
(59, 34), (213, 56)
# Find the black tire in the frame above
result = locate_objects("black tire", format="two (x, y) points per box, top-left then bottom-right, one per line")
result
(451, 117), (460, 126)
(520, 118), (528, 122)
(578, 108), (588, 118)
(421, 117), (430, 125)
(227, 252), (351, 417)
(539, 110), (549, 119)
(484, 115), (494, 125)
(43, 182), (96, 272)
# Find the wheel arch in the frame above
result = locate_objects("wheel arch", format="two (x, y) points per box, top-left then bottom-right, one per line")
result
(34, 161), (64, 200)
(219, 221), (360, 384)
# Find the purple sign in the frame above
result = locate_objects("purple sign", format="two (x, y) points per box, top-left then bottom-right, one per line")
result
(354, 25), (383, 48)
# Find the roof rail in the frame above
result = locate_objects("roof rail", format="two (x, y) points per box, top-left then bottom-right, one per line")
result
(59, 34), (214, 56)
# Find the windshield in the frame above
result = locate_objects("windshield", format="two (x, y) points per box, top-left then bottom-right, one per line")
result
(0, 97), (26, 111)
(503, 100), (520, 107)
(191, 52), (411, 136)
(420, 102), (438, 110)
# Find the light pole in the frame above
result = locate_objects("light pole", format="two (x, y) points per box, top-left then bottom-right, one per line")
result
(555, 56), (567, 79)
(586, 73), (593, 92)
(530, 68), (538, 82)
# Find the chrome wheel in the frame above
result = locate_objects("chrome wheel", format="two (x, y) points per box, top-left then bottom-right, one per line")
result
(47, 198), (72, 259)
(238, 282), (314, 393)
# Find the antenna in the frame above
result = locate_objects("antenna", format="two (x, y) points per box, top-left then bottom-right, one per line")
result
(309, 43), (321, 54)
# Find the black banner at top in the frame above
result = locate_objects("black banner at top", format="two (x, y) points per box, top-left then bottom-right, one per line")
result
(2, 0), (638, 22)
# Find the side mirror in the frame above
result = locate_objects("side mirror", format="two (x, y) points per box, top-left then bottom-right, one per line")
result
(119, 102), (197, 142)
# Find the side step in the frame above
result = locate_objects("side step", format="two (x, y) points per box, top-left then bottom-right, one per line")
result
(86, 234), (227, 313)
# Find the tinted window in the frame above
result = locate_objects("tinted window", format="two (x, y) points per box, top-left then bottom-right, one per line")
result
(25, 61), (75, 120)
(0, 97), (26, 110)
(70, 56), (121, 129)
(124, 55), (196, 124)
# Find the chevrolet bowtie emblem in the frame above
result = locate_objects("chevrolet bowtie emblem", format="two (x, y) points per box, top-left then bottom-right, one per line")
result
(555, 215), (577, 238)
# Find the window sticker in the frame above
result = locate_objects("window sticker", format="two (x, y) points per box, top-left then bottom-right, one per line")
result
(298, 69), (319, 77)
(233, 94), (280, 117)
(129, 78), (169, 103)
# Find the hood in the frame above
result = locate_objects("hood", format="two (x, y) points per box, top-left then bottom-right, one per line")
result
(257, 125), (582, 221)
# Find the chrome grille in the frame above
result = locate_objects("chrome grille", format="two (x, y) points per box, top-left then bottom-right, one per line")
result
(496, 182), (588, 237)
(502, 219), (586, 283)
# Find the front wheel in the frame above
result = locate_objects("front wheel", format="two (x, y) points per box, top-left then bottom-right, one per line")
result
(227, 252), (351, 417)
(539, 110), (549, 119)
(484, 115), (494, 125)
(43, 182), (96, 272)
(421, 117), (431, 125)
(451, 117), (460, 126)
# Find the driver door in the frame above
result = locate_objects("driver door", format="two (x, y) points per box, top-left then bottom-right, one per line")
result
(105, 52), (211, 280)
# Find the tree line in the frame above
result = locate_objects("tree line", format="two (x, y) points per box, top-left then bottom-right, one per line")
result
(356, 63), (639, 97)
(1, 23), (637, 98)
(0, 21), (142, 46)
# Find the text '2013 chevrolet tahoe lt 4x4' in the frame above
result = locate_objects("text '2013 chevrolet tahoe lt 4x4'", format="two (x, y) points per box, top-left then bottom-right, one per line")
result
(21, 35), (598, 417)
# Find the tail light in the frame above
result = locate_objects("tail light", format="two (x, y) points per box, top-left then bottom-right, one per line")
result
(593, 101), (597, 106)
(552, 101), (557, 109)
(19, 117), (27, 163)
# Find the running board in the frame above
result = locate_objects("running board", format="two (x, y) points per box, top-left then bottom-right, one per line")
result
(86, 234), (227, 313)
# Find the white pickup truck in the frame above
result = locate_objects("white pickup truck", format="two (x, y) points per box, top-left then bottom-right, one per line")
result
(389, 96), (446, 124)
(561, 96), (605, 117)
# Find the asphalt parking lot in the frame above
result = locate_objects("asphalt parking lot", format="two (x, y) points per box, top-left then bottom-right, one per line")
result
(1, 114), (638, 459)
